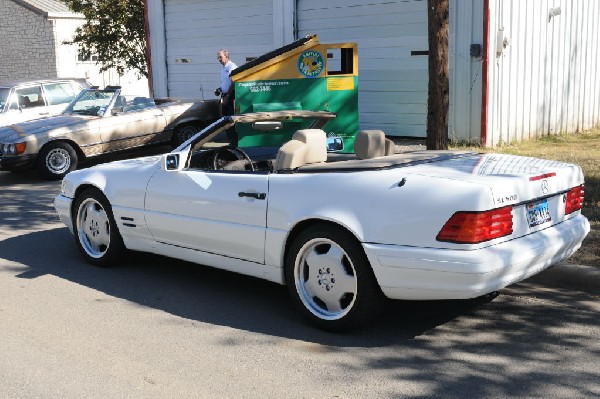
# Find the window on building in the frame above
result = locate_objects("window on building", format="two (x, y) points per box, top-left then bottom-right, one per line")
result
(77, 52), (101, 63)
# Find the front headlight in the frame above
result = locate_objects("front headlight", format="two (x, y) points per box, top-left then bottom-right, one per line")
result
(59, 178), (76, 197)
(0, 142), (27, 155)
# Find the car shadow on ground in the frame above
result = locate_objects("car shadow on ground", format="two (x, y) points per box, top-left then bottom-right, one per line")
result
(0, 227), (503, 345)
(3, 228), (600, 397)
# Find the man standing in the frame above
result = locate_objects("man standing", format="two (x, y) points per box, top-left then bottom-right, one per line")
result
(215, 49), (238, 145)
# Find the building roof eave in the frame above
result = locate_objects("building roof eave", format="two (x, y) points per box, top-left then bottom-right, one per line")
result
(11, 0), (80, 18)
(47, 11), (84, 19)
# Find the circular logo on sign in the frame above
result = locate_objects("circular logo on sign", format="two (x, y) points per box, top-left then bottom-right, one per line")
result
(297, 50), (324, 78)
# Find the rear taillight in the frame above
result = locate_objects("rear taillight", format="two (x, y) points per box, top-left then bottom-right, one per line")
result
(565, 185), (584, 215)
(436, 206), (514, 244)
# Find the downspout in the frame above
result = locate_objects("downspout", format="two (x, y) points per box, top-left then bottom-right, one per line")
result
(50, 18), (60, 78)
(143, 0), (154, 96)
(480, 0), (490, 146)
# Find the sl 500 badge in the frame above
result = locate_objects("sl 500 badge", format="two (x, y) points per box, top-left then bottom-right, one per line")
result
(297, 50), (324, 78)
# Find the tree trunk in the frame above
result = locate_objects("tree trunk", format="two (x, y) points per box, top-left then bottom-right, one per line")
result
(426, 0), (449, 150)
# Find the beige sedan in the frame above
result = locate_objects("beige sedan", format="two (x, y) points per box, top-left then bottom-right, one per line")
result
(0, 78), (90, 128)
(0, 86), (219, 179)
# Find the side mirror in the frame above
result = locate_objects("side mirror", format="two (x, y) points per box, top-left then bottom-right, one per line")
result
(165, 154), (180, 171)
(327, 137), (344, 152)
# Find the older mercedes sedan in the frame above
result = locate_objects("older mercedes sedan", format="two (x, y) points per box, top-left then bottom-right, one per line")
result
(0, 86), (219, 179)
(0, 78), (90, 127)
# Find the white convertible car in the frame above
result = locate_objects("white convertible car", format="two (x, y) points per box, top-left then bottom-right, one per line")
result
(55, 111), (590, 331)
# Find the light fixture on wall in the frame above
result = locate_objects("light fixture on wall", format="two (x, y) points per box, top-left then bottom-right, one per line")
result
(496, 28), (511, 58)
(549, 7), (561, 22)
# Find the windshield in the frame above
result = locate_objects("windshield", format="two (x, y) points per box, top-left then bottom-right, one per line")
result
(0, 88), (10, 112)
(64, 89), (117, 116)
(188, 111), (335, 154)
(183, 111), (338, 171)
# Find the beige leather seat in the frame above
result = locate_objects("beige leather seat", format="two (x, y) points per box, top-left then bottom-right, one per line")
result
(275, 129), (327, 171)
(354, 130), (395, 159)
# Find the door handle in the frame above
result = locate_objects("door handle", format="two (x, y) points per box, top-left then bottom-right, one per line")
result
(238, 192), (266, 200)
(39, 112), (49, 116)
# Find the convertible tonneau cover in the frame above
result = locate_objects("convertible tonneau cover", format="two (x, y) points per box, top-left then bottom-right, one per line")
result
(300, 151), (477, 171)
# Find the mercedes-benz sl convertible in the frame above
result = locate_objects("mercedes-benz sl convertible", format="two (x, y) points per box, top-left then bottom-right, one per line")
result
(54, 110), (590, 331)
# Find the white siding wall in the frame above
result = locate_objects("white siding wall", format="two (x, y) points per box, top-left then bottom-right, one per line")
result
(147, 0), (600, 144)
(449, 0), (484, 143)
(486, 0), (600, 146)
(162, 0), (273, 99)
(149, 0), (483, 140)
(297, 0), (429, 137)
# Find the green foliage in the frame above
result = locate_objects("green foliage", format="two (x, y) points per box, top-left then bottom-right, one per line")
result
(61, 0), (147, 77)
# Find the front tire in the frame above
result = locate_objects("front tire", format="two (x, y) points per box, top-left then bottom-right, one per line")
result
(37, 141), (78, 180)
(285, 224), (385, 331)
(73, 188), (125, 267)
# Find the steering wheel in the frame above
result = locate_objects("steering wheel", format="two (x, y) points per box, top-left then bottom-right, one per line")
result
(213, 146), (255, 171)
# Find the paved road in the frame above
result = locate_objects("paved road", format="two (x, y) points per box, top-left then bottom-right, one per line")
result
(0, 168), (598, 399)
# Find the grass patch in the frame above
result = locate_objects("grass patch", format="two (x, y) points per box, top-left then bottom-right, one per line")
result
(450, 127), (600, 268)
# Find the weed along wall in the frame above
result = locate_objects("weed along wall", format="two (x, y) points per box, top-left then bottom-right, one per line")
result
(231, 35), (358, 152)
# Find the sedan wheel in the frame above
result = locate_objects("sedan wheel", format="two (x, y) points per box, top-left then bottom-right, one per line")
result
(172, 124), (202, 147)
(37, 142), (78, 180)
(285, 225), (385, 331)
(73, 188), (125, 266)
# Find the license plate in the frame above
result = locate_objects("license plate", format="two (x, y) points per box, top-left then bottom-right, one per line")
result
(526, 199), (551, 227)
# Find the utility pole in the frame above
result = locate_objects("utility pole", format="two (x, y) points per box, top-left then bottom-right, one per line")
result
(426, 0), (449, 150)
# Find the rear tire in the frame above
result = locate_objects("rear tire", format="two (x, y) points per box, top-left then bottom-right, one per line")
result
(37, 141), (78, 180)
(285, 224), (386, 331)
(172, 123), (203, 147)
(72, 188), (126, 267)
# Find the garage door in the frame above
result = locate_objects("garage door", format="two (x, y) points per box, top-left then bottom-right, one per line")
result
(297, 0), (429, 137)
(163, 0), (274, 99)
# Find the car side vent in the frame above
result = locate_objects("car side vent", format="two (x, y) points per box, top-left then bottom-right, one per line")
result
(120, 216), (137, 228)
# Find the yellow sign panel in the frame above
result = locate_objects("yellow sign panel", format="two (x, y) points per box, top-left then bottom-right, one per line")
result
(327, 77), (354, 91)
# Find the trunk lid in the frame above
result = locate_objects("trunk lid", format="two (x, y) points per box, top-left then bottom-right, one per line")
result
(406, 153), (584, 204)
(405, 153), (585, 246)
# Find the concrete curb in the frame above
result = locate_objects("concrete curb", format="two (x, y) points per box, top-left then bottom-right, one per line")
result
(527, 262), (600, 294)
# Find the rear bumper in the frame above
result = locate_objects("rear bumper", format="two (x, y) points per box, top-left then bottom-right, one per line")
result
(364, 214), (591, 300)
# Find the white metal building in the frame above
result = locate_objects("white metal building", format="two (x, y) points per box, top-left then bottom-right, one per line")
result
(145, 0), (600, 146)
